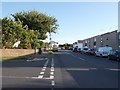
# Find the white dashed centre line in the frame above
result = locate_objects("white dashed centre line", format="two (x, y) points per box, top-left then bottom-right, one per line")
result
(44, 60), (49, 67)
(43, 67), (47, 69)
(51, 81), (55, 86)
(37, 59), (49, 78)
(50, 58), (55, 86)
(40, 72), (45, 74)
(50, 72), (54, 75)
(50, 75), (54, 79)
(51, 58), (54, 67)
(36, 58), (56, 86)
(42, 68), (46, 71)
(51, 68), (54, 72)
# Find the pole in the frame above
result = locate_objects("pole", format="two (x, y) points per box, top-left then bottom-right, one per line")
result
(49, 25), (52, 51)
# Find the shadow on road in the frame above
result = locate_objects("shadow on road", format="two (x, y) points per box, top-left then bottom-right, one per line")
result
(2, 54), (49, 68)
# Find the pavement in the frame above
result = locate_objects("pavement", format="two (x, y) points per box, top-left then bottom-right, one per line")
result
(1, 50), (120, 90)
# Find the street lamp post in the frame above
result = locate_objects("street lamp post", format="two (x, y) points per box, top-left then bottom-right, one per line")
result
(49, 24), (55, 51)
(49, 25), (52, 51)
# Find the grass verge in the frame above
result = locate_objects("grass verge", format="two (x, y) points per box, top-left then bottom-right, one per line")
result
(1, 51), (54, 62)
(40, 52), (54, 59)
(1, 55), (32, 62)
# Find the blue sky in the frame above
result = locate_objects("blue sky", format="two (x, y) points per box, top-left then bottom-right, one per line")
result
(2, 2), (118, 44)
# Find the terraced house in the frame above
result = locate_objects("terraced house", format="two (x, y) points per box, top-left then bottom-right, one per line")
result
(74, 30), (119, 50)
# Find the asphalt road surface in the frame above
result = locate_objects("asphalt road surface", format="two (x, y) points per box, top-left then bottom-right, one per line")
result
(1, 50), (120, 90)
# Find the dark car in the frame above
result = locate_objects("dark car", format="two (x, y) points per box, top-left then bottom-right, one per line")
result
(72, 47), (78, 52)
(88, 48), (96, 55)
(77, 48), (81, 53)
(108, 50), (120, 61)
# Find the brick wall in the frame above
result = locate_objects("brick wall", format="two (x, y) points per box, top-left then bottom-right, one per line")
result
(0, 49), (39, 58)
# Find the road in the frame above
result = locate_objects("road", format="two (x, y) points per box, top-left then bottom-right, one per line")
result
(1, 50), (120, 90)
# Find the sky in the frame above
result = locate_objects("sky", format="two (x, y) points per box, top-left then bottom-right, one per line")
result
(2, 2), (118, 44)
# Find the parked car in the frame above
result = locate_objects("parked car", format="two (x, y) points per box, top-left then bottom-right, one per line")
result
(72, 46), (78, 52)
(77, 48), (81, 53)
(95, 47), (112, 57)
(108, 50), (120, 61)
(81, 47), (89, 54)
(88, 48), (96, 55)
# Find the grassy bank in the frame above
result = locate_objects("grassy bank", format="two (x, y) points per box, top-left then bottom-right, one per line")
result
(37, 52), (54, 59)
(1, 52), (54, 62)
(44, 52), (54, 58)
(1, 55), (32, 62)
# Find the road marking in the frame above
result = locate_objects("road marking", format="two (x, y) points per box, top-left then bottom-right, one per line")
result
(40, 72), (45, 74)
(38, 75), (43, 79)
(51, 68), (54, 72)
(51, 81), (55, 86)
(71, 55), (76, 57)
(50, 58), (55, 87)
(26, 60), (32, 61)
(51, 64), (54, 67)
(1, 76), (41, 79)
(79, 58), (86, 61)
(50, 75), (54, 79)
(1, 76), (56, 80)
(51, 67), (54, 69)
(42, 60), (49, 71)
(105, 68), (120, 71)
(44, 64), (47, 67)
(51, 58), (54, 67)
(90, 68), (97, 70)
(37, 59), (49, 78)
(26, 58), (48, 62)
(33, 77), (52, 79)
(43, 67), (47, 69)
(31, 77), (38, 79)
(44, 60), (49, 66)
(1, 76), (30, 79)
(67, 68), (89, 71)
(42, 68), (46, 71)
(45, 58), (48, 60)
(64, 52), (70, 54)
(50, 72), (54, 75)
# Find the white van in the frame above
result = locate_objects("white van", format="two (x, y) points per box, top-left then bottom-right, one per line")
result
(52, 44), (59, 52)
(81, 47), (89, 54)
(95, 47), (112, 57)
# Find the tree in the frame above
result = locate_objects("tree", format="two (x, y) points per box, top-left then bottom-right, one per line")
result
(0, 18), (2, 48)
(12, 11), (59, 40)
(2, 17), (35, 49)
(2, 17), (23, 48)
(2, 11), (59, 49)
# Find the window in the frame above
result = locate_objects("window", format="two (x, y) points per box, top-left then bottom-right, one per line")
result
(83, 48), (88, 50)
(94, 42), (96, 46)
(119, 45), (120, 49)
(94, 38), (96, 41)
(85, 43), (87, 46)
(119, 34), (120, 39)
(106, 45), (109, 47)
